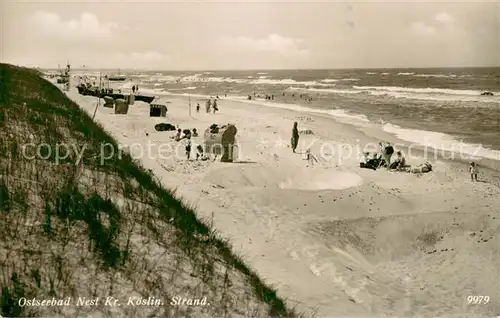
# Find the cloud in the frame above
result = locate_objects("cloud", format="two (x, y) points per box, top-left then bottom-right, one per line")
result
(435, 12), (454, 24)
(411, 21), (436, 36)
(218, 34), (310, 56)
(27, 11), (121, 40)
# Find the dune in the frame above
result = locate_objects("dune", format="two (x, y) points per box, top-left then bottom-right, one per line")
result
(0, 64), (296, 318)
(38, 66), (500, 317)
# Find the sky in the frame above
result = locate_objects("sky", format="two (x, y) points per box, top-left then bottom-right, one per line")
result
(1, 0), (499, 70)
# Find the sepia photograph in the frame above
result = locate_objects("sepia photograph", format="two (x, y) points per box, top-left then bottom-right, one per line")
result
(1, 0), (499, 317)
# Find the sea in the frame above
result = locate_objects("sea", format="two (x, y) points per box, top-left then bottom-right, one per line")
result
(72, 67), (500, 161)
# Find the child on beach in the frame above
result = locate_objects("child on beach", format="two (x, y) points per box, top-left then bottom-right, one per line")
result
(196, 145), (209, 161)
(469, 162), (479, 181)
(305, 149), (318, 167)
(173, 129), (182, 141)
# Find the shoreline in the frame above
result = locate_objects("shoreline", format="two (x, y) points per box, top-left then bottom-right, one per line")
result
(155, 90), (500, 156)
(63, 83), (500, 317)
(156, 91), (500, 177)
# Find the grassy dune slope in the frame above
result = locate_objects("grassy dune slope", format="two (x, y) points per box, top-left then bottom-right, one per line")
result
(0, 63), (296, 317)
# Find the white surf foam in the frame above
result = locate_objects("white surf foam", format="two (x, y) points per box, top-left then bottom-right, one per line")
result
(413, 74), (457, 78)
(383, 123), (500, 161)
(353, 85), (483, 96)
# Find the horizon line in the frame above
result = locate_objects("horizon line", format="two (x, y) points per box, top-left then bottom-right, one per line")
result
(35, 65), (500, 72)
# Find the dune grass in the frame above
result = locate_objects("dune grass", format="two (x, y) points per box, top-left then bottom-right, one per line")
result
(0, 63), (298, 317)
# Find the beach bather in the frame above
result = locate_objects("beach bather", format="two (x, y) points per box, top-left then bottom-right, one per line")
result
(196, 103), (200, 113)
(291, 122), (299, 153)
(174, 129), (182, 141)
(378, 141), (394, 169)
(196, 145), (209, 161)
(391, 151), (406, 170)
(213, 99), (218, 113)
(469, 162), (479, 181)
(184, 136), (192, 160)
(206, 99), (211, 113)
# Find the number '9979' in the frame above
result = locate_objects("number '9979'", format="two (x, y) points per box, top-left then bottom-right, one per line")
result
(467, 295), (490, 305)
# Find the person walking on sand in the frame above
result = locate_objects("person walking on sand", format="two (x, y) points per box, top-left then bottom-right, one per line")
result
(469, 161), (479, 181)
(291, 122), (299, 153)
(196, 103), (200, 113)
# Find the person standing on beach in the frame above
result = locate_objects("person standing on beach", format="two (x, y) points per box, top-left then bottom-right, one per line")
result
(132, 85), (136, 93)
(196, 103), (200, 113)
(469, 162), (479, 181)
(213, 99), (218, 114)
(206, 98), (211, 113)
(291, 122), (299, 153)
(184, 135), (192, 160)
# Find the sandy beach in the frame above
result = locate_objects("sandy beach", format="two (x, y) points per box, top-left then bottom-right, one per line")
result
(65, 88), (500, 317)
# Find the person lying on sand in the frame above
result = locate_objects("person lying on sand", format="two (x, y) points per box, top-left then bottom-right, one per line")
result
(469, 162), (479, 181)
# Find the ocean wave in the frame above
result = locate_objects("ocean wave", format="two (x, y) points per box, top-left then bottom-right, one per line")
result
(251, 78), (322, 86)
(167, 86), (197, 91)
(320, 79), (338, 83)
(288, 85), (500, 103)
(287, 87), (360, 94)
(366, 72), (377, 75)
(397, 72), (415, 76)
(413, 74), (457, 78)
(321, 78), (360, 83)
(352, 85), (490, 96)
(383, 123), (500, 161)
(341, 78), (360, 81)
